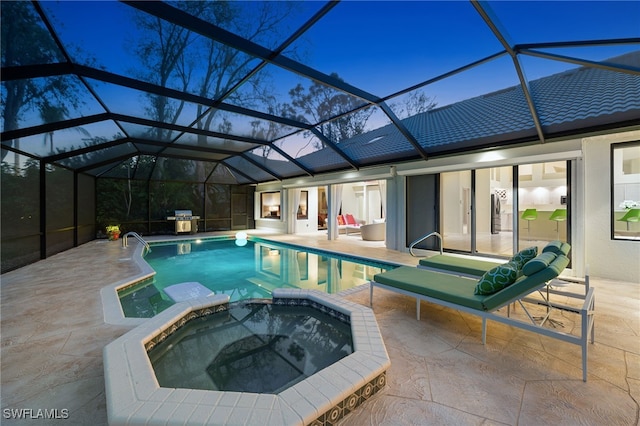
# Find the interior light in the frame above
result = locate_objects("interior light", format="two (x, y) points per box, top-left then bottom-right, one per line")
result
(235, 238), (248, 247)
(478, 152), (505, 162)
(235, 231), (248, 240)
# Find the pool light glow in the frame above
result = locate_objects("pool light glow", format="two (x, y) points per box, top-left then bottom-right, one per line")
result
(235, 231), (248, 246)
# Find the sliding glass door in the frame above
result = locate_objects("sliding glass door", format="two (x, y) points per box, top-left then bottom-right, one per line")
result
(518, 161), (569, 252)
(407, 160), (570, 258)
(477, 166), (514, 257)
(406, 174), (439, 250)
(441, 171), (472, 252)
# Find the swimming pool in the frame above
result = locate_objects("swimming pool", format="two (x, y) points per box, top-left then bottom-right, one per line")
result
(118, 237), (396, 318)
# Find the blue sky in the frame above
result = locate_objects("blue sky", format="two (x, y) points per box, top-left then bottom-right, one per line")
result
(285, 1), (640, 99)
(40, 1), (640, 122)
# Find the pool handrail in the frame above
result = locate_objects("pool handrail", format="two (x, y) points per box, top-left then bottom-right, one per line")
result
(122, 231), (150, 253)
(409, 231), (443, 257)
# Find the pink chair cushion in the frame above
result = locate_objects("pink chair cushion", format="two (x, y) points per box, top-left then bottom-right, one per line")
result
(337, 215), (346, 225)
(345, 214), (357, 225)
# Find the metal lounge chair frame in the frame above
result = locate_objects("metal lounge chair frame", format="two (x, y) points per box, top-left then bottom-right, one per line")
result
(369, 253), (596, 381)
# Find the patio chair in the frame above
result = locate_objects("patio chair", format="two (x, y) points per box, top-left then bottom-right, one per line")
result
(344, 213), (365, 235)
(361, 222), (385, 241)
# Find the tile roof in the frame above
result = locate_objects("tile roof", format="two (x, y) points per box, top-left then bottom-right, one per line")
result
(305, 51), (640, 168)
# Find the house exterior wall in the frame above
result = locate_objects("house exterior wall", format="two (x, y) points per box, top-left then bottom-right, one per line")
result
(257, 129), (640, 283)
(582, 131), (640, 282)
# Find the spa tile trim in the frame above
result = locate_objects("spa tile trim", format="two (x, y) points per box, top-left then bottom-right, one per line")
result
(103, 289), (390, 426)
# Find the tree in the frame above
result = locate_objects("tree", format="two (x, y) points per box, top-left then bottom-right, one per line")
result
(129, 0), (301, 189)
(40, 102), (69, 154)
(390, 89), (437, 119)
(131, 1), (299, 144)
(287, 73), (374, 148)
(133, 3), (196, 142)
(250, 99), (297, 158)
(1, 2), (84, 162)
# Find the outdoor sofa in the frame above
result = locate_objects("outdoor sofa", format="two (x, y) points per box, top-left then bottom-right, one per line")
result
(334, 214), (365, 235)
(369, 242), (595, 381)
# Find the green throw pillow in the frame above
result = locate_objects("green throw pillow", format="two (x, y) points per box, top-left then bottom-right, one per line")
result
(510, 246), (538, 269)
(474, 262), (519, 295)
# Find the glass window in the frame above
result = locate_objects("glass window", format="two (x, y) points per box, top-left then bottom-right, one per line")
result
(297, 191), (308, 220)
(260, 191), (281, 219)
(612, 142), (640, 241)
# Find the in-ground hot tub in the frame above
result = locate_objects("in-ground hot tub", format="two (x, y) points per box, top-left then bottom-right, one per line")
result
(103, 289), (390, 426)
(148, 298), (354, 394)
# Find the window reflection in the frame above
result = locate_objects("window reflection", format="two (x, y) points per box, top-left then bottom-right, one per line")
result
(259, 246), (281, 277)
(297, 252), (308, 280)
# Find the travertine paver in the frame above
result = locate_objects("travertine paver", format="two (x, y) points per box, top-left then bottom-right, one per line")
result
(1, 231), (638, 425)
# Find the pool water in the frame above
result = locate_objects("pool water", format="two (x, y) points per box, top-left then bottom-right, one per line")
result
(147, 302), (353, 393)
(119, 237), (395, 318)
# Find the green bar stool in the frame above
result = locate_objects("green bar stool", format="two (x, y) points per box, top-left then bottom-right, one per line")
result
(521, 208), (537, 239)
(549, 208), (567, 240)
(617, 208), (640, 230)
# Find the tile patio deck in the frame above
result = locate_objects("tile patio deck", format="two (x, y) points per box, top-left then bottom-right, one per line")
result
(1, 231), (638, 425)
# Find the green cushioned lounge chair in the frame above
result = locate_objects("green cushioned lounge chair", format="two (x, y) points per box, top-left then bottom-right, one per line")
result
(417, 240), (571, 277)
(417, 254), (503, 277)
(371, 248), (595, 381)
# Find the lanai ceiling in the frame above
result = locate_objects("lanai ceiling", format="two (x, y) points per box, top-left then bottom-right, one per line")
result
(2, 1), (639, 185)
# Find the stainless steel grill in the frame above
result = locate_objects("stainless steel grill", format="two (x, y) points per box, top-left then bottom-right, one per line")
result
(166, 210), (200, 234)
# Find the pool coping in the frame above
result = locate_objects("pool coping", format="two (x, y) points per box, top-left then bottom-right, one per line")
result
(101, 241), (156, 327)
(103, 289), (390, 426)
